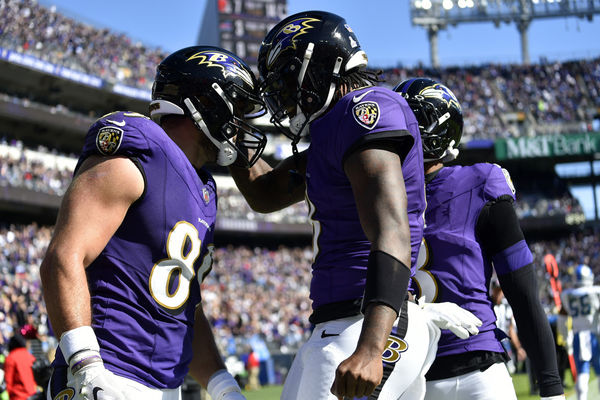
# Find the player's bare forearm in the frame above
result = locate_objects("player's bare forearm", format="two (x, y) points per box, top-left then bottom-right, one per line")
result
(344, 144), (411, 265)
(356, 303), (397, 357)
(40, 156), (144, 338)
(40, 247), (92, 338)
(228, 150), (307, 213)
(188, 305), (227, 388)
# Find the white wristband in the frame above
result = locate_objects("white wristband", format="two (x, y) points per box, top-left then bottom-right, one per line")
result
(541, 396), (566, 400)
(59, 326), (100, 362)
(207, 369), (241, 400)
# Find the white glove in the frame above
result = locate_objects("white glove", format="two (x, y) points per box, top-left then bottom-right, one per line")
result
(207, 369), (246, 400)
(419, 297), (482, 339)
(69, 350), (126, 400)
(540, 396), (566, 400)
(59, 326), (126, 400)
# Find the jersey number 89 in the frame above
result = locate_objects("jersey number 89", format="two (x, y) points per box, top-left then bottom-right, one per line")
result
(149, 221), (213, 312)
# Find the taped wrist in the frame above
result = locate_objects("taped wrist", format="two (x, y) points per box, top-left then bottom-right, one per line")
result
(59, 326), (100, 364)
(361, 250), (410, 316)
(207, 369), (241, 400)
(69, 350), (103, 374)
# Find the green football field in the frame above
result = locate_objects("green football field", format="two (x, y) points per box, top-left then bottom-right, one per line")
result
(240, 373), (597, 399)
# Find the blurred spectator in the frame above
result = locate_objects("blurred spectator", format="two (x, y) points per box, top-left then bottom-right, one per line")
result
(515, 192), (584, 219)
(3, 333), (36, 400)
(491, 278), (526, 375)
(245, 346), (261, 391)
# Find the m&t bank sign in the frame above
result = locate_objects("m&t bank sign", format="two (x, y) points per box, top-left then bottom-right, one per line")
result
(495, 132), (600, 160)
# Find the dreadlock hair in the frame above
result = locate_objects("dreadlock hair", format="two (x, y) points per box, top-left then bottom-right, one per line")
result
(334, 69), (385, 102)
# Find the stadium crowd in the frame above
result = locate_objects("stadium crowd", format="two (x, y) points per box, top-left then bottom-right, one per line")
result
(0, 222), (598, 360)
(0, 139), (585, 222)
(1, 0), (599, 141)
(0, 0), (164, 88)
(381, 59), (600, 140)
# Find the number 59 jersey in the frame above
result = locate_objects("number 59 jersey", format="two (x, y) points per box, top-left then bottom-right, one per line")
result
(53, 111), (217, 389)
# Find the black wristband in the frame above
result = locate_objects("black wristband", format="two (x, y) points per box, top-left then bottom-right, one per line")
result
(361, 250), (411, 316)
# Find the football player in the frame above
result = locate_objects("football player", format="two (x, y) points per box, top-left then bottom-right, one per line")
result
(228, 11), (481, 400)
(395, 77), (565, 400)
(560, 264), (600, 400)
(39, 46), (266, 400)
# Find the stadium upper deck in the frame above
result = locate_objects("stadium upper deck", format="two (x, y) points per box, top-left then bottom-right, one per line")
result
(0, 0), (598, 144)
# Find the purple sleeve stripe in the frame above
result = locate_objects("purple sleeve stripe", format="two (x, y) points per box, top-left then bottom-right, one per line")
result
(492, 239), (533, 275)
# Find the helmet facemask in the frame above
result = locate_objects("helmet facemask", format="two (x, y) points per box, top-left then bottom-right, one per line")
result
(261, 42), (344, 145)
(150, 46), (268, 168)
(183, 82), (267, 167)
(407, 97), (452, 161)
(396, 78), (463, 164)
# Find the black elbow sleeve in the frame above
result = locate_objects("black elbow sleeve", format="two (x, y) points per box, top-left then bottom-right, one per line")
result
(476, 195), (524, 256)
(361, 250), (411, 316)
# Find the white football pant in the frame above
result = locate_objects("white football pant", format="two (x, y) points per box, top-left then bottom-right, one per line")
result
(47, 370), (182, 400)
(424, 361), (517, 400)
(281, 301), (440, 400)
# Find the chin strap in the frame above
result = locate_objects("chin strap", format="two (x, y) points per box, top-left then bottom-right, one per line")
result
(424, 139), (459, 163)
(183, 97), (237, 166)
(440, 139), (459, 163)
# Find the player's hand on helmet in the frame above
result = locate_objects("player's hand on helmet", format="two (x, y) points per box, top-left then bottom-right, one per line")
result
(207, 369), (246, 400)
(419, 297), (482, 339)
(69, 350), (126, 400)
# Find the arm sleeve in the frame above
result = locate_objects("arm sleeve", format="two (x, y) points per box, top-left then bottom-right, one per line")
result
(477, 197), (563, 396)
(498, 265), (564, 397)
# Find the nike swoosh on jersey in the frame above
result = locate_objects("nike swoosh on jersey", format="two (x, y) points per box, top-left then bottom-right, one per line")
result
(352, 89), (374, 103)
(106, 119), (126, 127)
(321, 330), (340, 338)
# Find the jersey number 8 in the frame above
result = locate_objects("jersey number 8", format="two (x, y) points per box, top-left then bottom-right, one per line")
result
(149, 221), (213, 312)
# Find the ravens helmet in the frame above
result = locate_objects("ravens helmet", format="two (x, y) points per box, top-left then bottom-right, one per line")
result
(257, 11), (368, 141)
(150, 46), (267, 167)
(394, 78), (463, 163)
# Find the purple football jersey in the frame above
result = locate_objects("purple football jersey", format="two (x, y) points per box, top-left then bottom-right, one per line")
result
(417, 163), (526, 357)
(52, 111), (217, 389)
(306, 86), (425, 309)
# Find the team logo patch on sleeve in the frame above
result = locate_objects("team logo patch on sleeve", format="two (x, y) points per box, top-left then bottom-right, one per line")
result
(202, 187), (211, 204)
(96, 126), (123, 155)
(352, 101), (380, 130)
